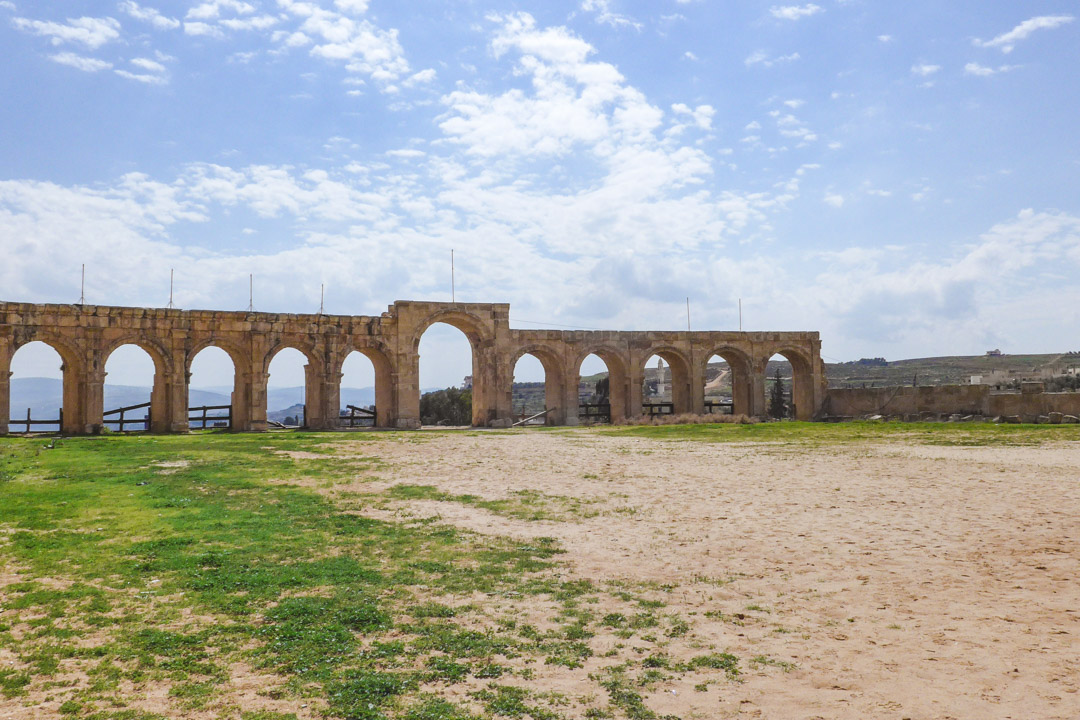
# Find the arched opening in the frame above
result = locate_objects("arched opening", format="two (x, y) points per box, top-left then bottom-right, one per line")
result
(511, 350), (564, 426)
(641, 350), (691, 417)
(512, 354), (545, 424)
(576, 350), (628, 423)
(340, 350), (377, 428)
(578, 353), (610, 423)
(267, 347), (310, 428)
(103, 344), (157, 432)
(8, 341), (67, 433)
(418, 322), (476, 426)
(767, 350), (815, 421)
(703, 349), (753, 417)
(188, 346), (236, 430)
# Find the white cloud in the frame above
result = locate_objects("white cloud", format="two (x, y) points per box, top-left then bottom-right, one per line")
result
(117, 1), (179, 30)
(403, 68), (436, 87)
(183, 21), (224, 38)
(783, 99), (805, 109)
(115, 69), (168, 84)
(219, 14), (279, 31)
(49, 52), (112, 72)
(769, 4), (823, 21)
(186, 1), (254, 21)
(824, 193), (844, 207)
(910, 63), (940, 77)
(12, 15), (121, 49)
(964, 62), (1016, 77)
(744, 50), (800, 68)
(683, 51), (697, 61)
(672, 103), (714, 130)
(130, 57), (166, 73)
(877, 34), (892, 43)
(335, 0), (369, 14)
(974, 15), (1074, 53)
(580, 0), (642, 31)
(276, 0), (411, 90)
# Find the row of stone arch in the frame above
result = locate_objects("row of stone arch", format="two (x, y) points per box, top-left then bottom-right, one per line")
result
(0, 300), (824, 433)
(504, 342), (815, 425)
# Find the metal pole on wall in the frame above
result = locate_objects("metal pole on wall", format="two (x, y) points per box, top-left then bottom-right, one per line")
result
(168, 268), (175, 309)
(451, 249), (455, 303)
(79, 264), (85, 305)
(319, 283), (324, 315)
(247, 274), (254, 312)
(686, 297), (691, 331)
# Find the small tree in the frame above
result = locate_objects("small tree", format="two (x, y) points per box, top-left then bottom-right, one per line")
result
(594, 377), (609, 402)
(420, 387), (472, 425)
(768, 368), (786, 419)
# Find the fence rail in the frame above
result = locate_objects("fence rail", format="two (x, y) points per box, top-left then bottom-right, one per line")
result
(10, 407), (62, 433)
(642, 401), (674, 416)
(340, 404), (375, 428)
(189, 404), (231, 430)
(104, 401), (151, 432)
(704, 399), (734, 415)
(578, 402), (611, 424)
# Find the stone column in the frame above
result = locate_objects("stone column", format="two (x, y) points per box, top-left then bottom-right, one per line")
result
(689, 354), (706, 415)
(624, 358), (643, 421)
(731, 364), (752, 417)
(751, 358), (769, 419)
(247, 370), (268, 432)
(0, 339), (10, 435)
(303, 362), (339, 430)
(76, 363), (106, 435)
(542, 358), (565, 426)
(486, 346), (514, 428)
(562, 357), (581, 426)
(394, 353), (421, 429)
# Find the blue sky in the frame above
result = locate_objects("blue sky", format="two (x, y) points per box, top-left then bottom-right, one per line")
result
(2, 0), (1080, 388)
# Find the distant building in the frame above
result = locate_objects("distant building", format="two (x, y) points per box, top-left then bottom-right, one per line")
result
(462, 375), (473, 389)
(985, 349), (1003, 357)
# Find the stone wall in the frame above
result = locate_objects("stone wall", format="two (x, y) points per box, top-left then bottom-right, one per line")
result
(825, 383), (1080, 421)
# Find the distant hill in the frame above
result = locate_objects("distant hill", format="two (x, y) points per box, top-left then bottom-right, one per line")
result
(8, 378), (378, 423)
(825, 352), (1079, 387)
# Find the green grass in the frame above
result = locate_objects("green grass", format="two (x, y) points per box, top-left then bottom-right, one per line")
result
(385, 485), (601, 522)
(601, 420), (1080, 446)
(0, 432), (724, 719)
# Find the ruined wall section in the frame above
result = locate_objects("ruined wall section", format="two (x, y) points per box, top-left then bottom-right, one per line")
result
(825, 383), (1080, 422)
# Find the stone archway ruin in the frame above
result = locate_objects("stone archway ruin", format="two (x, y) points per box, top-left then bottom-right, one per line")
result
(0, 300), (825, 433)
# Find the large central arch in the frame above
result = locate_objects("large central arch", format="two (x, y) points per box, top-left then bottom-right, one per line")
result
(410, 309), (495, 427)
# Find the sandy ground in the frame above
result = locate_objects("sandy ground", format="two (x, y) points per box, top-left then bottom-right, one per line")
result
(332, 431), (1080, 720)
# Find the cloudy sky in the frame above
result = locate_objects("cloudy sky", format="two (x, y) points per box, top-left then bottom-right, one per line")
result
(3, 0), (1080, 387)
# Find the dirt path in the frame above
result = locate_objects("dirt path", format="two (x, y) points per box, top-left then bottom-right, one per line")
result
(333, 431), (1080, 720)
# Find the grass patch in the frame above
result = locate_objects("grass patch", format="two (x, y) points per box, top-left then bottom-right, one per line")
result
(0, 432), (711, 719)
(386, 485), (601, 522)
(601, 420), (1080, 446)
